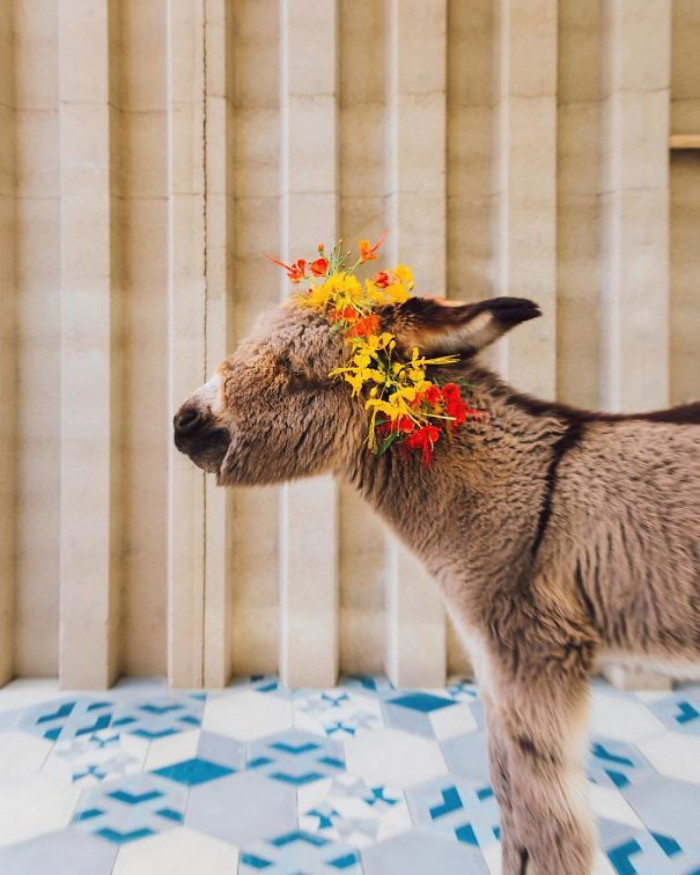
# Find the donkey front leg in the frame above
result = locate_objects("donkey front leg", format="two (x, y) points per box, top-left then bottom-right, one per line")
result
(483, 699), (528, 874)
(491, 669), (596, 875)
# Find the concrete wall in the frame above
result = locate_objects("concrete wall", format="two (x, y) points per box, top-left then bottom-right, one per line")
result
(0, 0), (697, 689)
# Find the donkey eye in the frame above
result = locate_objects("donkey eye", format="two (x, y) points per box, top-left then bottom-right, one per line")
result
(277, 356), (311, 391)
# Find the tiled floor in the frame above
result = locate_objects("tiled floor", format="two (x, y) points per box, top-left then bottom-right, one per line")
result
(0, 676), (699, 874)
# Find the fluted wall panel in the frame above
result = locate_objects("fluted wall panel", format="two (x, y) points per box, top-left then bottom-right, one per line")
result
(0, 0), (697, 689)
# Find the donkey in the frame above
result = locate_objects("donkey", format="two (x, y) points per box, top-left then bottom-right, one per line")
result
(174, 295), (700, 875)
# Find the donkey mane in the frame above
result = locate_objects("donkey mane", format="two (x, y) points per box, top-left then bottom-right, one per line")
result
(469, 364), (700, 426)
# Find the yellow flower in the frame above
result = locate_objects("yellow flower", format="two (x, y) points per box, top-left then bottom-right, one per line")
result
(385, 283), (410, 304)
(366, 399), (396, 418)
(393, 264), (414, 289)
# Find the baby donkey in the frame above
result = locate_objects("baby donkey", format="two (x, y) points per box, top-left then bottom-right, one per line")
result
(175, 294), (700, 875)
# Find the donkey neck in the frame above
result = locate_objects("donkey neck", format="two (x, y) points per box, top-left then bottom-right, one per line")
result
(337, 363), (575, 581)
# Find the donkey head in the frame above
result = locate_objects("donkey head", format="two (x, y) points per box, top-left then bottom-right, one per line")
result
(173, 296), (540, 485)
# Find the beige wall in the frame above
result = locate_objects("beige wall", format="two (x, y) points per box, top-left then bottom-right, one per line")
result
(0, 0), (697, 689)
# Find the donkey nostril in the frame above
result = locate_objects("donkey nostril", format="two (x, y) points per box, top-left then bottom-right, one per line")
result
(175, 407), (202, 434)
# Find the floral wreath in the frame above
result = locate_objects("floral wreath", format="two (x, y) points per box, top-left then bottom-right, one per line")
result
(267, 234), (486, 464)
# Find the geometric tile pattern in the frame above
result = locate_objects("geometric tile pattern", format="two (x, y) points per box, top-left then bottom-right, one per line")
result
(73, 773), (188, 844)
(406, 775), (501, 850)
(0, 676), (699, 873)
(247, 729), (346, 787)
(299, 774), (412, 846)
(294, 689), (384, 739)
(239, 830), (362, 874)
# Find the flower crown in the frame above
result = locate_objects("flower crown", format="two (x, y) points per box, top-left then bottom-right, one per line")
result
(267, 235), (485, 464)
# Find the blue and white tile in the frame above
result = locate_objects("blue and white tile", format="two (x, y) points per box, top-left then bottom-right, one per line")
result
(0, 774), (81, 847)
(362, 830), (489, 875)
(440, 732), (491, 784)
(384, 692), (477, 741)
(43, 729), (146, 787)
(299, 773), (412, 847)
(345, 728), (447, 788)
(340, 675), (396, 698)
(73, 773), (188, 845)
(203, 689), (294, 740)
(18, 697), (117, 743)
(187, 771), (297, 846)
(406, 775), (501, 852)
(647, 687), (700, 737)
(622, 774), (700, 849)
(0, 826), (119, 875)
(245, 675), (299, 699)
(0, 730), (53, 785)
(147, 732), (244, 788)
(295, 688), (384, 739)
(589, 783), (645, 831)
(110, 695), (205, 741)
(637, 730), (700, 783)
(601, 824), (700, 874)
(142, 729), (201, 772)
(247, 729), (345, 787)
(588, 690), (667, 744)
(586, 736), (656, 791)
(4, 676), (700, 874)
(0, 679), (64, 715)
(239, 830), (362, 874)
(444, 679), (479, 704)
(112, 826), (238, 875)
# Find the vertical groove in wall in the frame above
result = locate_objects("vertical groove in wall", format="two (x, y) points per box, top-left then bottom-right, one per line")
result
(278, 0), (339, 688)
(166, 0), (207, 688)
(493, 0), (558, 399)
(58, 0), (123, 687)
(202, 0), (235, 687)
(229, 0), (281, 676)
(14, 1), (61, 677)
(444, 0), (495, 676)
(337, 0), (387, 676)
(0, 0), (16, 684)
(120, 0), (168, 676)
(200, 0), (209, 691)
(446, 0), (495, 303)
(600, 0), (671, 412)
(384, 0), (448, 688)
(670, 1), (700, 405)
(556, 0), (603, 408)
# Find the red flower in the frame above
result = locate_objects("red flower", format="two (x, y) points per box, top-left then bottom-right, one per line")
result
(441, 382), (461, 400)
(265, 254), (307, 283)
(406, 425), (441, 465)
(373, 271), (391, 288)
(397, 416), (415, 433)
(347, 314), (382, 337)
(424, 384), (443, 406)
(309, 256), (329, 277)
(358, 230), (388, 262)
(439, 382), (467, 431)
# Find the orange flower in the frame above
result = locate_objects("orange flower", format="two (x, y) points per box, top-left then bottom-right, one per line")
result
(373, 270), (391, 288)
(265, 254), (307, 283)
(347, 314), (381, 337)
(309, 256), (329, 277)
(358, 230), (388, 262)
(332, 305), (358, 323)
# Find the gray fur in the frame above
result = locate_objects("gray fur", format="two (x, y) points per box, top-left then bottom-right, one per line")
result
(174, 297), (700, 875)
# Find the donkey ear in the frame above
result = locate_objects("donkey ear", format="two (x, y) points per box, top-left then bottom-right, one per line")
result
(383, 296), (541, 356)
